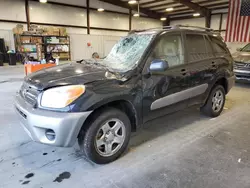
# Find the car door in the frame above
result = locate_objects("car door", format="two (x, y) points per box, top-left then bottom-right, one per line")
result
(184, 33), (214, 106)
(142, 32), (190, 123)
(208, 35), (232, 76)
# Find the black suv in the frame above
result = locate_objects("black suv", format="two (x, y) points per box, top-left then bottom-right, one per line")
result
(15, 25), (235, 164)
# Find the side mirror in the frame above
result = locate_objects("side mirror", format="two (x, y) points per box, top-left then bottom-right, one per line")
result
(149, 59), (169, 72)
(236, 48), (242, 52)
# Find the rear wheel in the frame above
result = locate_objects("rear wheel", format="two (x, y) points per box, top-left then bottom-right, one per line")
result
(78, 108), (131, 164)
(201, 85), (225, 117)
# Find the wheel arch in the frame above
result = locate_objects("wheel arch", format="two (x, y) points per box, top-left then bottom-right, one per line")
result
(78, 99), (138, 139)
(202, 76), (228, 106)
(214, 77), (228, 94)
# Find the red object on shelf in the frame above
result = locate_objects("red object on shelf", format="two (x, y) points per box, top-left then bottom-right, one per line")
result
(24, 63), (56, 75)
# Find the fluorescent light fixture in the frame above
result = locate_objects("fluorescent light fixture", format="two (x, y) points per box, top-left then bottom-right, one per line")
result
(39, 0), (47, 3)
(166, 7), (174, 12)
(133, 13), (140, 17)
(128, 0), (137, 4)
(97, 8), (105, 12)
(160, 17), (167, 21)
(193, 13), (200, 17)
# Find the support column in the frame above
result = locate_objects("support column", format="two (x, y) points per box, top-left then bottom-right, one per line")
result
(163, 16), (170, 27)
(129, 8), (132, 31)
(25, 0), (30, 30)
(205, 11), (211, 28)
(87, 0), (90, 34)
(219, 13), (223, 32)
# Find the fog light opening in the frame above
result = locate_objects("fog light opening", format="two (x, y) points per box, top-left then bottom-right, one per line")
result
(45, 129), (56, 141)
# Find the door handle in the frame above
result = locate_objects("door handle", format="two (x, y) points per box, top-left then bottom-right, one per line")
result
(211, 62), (217, 69)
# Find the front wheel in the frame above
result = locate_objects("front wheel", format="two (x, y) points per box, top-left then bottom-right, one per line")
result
(201, 85), (226, 117)
(78, 108), (131, 164)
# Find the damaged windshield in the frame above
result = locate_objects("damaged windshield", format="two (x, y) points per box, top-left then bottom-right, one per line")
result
(102, 33), (155, 72)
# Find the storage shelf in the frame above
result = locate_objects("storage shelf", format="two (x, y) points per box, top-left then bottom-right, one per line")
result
(21, 35), (68, 38)
(21, 51), (37, 53)
(51, 51), (69, 53)
(46, 43), (69, 45)
(15, 34), (71, 61)
(44, 36), (68, 38)
(21, 43), (44, 45)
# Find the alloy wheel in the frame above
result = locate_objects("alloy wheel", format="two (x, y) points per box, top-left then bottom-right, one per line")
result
(212, 90), (224, 113)
(95, 118), (126, 157)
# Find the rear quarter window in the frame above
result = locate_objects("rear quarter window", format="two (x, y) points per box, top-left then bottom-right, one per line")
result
(209, 36), (229, 56)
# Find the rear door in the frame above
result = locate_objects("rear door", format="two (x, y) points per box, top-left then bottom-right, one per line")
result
(208, 35), (233, 73)
(184, 33), (215, 106)
(142, 31), (190, 122)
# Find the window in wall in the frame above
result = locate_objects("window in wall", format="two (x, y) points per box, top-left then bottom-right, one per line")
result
(151, 34), (184, 68)
(186, 34), (208, 62)
(209, 35), (228, 56)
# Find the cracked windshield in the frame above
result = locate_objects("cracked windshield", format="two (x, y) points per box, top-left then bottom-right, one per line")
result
(102, 33), (155, 72)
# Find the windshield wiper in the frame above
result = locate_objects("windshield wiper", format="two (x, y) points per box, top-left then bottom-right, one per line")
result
(76, 59), (89, 64)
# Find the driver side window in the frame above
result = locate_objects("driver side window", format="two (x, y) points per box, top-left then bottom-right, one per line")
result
(151, 34), (184, 68)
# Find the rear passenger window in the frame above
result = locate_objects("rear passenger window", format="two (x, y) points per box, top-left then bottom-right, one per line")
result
(209, 36), (228, 56)
(186, 34), (210, 62)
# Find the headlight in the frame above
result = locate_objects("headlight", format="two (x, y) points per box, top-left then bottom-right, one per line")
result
(41, 85), (85, 108)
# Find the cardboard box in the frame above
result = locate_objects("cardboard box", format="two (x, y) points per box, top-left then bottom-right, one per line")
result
(31, 37), (42, 44)
(53, 28), (60, 36)
(21, 36), (31, 43)
(44, 27), (54, 36)
(59, 28), (67, 36)
(13, 24), (24, 35)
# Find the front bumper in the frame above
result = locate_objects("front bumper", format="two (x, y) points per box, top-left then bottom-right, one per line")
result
(15, 93), (92, 147)
(234, 69), (250, 81)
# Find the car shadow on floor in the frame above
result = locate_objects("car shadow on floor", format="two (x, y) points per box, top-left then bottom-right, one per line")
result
(235, 82), (250, 89)
(128, 106), (207, 149)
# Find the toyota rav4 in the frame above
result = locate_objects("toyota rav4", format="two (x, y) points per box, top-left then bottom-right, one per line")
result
(15, 25), (235, 164)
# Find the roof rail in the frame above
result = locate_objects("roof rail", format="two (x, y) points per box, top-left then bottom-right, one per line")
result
(128, 25), (220, 35)
(174, 25), (214, 31)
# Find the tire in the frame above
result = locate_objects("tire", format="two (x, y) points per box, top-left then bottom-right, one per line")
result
(201, 85), (226, 117)
(78, 107), (131, 164)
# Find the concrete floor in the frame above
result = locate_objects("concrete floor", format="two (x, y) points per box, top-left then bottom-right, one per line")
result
(1, 66), (250, 188)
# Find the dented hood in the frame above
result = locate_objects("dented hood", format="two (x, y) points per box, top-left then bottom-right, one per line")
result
(25, 63), (108, 90)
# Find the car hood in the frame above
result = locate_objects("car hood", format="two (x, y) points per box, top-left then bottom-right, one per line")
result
(25, 63), (110, 90)
(232, 51), (250, 63)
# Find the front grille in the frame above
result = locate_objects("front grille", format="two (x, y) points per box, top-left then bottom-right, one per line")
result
(20, 82), (40, 106)
(234, 61), (250, 70)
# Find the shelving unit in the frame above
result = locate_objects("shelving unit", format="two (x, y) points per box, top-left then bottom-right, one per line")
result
(44, 36), (71, 61)
(14, 34), (71, 62)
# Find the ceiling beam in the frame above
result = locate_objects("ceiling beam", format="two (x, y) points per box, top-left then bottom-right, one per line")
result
(99, 0), (162, 19)
(172, 0), (211, 27)
(140, 0), (167, 6)
(172, 0), (210, 16)
(150, 1), (229, 11)
(155, 2), (229, 12)
(149, 3), (183, 10)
